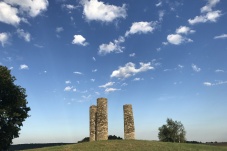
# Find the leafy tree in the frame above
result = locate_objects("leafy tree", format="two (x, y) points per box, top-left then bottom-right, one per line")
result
(0, 66), (30, 150)
(158, 118), (186, 143)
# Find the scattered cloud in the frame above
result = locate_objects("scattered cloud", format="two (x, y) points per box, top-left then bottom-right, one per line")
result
(167, 26), (194, 45)
(178, 64), (184, 69)
(121, 83), (127, 86)
(158, 10), (165, 21)
(203, 80), (227, 86)
(65, 80), (71, 84)
(188, 0), (221, 25)
(56, 27), (64, 33)
(62, 4), (77, 10)
(73, 71), (83, 75)
(0, 32), (9, 47)
(64, 86), (73, 91)
(215, 69), (224, 73)
(92, 57), (96, 61)
(125, 21), (156, 37)
(133, 77), (143, 81)
(129, 53), (135, 57)
(156, 2), (162, 7)
(214, 34), (227, 39)
(72, 35), (88, 46)
(20, 64), (29, 70)
(105, 88), (120, 93)
(82, 0), (127, 22)
(17, 29), (31, 42)
(99, 82), (115, 88)
(73, 88), (77, 92)
(92, 69), (97, 72)
(176, 26), (195, 35)
(34, 44), (44, 48)
(192, 64), (201, 72)
(90, 79), (95, 82)
(110, 62), (154, 79)
(98, 36), (125, 55)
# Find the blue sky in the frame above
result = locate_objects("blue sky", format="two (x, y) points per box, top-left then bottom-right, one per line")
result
(0, 0), (227, 144)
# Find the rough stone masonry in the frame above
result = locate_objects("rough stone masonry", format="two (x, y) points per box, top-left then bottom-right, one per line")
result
(96, 98), (108, 140)
(89, 105), (97, 142)
(123, 104), (135, 139)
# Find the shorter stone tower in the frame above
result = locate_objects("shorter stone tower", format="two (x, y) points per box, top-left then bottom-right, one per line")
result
(123, 104), (135, 140)
(96, 98), (108, 140)
(89, 105), (97, 141)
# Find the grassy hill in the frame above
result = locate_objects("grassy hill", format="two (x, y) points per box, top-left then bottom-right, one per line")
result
(24, 140), (227, 151)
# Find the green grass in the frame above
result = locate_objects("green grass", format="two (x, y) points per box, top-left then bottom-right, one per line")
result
(25, 140), (227, 151)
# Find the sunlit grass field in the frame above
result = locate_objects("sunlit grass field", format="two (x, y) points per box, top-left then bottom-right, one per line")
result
(25, 140), (227, 151)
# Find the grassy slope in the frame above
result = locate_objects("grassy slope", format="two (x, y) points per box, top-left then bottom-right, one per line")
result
(25, 140), (227, 151)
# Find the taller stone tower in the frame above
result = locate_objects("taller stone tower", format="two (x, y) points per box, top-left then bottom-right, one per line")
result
(123, 104), (135, 140)
(96, 98), (108, 140)
(89, 105), (97, 142)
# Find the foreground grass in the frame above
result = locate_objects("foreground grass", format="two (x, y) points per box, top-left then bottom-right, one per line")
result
(25, 140), (227, 151)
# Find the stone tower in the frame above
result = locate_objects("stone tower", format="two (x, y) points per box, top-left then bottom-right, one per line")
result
(89, 105), (97, 142)
(96, 98), (108, 140)
(123, 104), (135, 140)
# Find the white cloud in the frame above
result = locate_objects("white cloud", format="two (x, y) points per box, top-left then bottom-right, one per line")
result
(215, 69), (224, 73)
(73, 71), (83, 75)
(56, 27), (64, 33)
(158, 10), (164, 21)
(0, 2), (20, 25)
(167, 34), (184, 45)
(73, 88), (77, 92)
(129, 53), (135, 57)
(92, 69), (97, 72)
(178, 64), (184, 69)
(62, 4), (77, 10)
(125, 21), (156, 37)
(64, 86), (73, 91)
(176, 26), (195, 35)
(65, 80), (71, 84)
(4, 0), (49, 17)
(0, 32), (9, 47)
(105, 88), (120, 93)
(92, 57), (96, 61)
(192, 64), (201, 72)
(156, 2), (162, 7)
(99, 82), (115, 88)
(110, 62), (154, 79)
(203, 82), (212, 86)
(17, 29), (31, 42)
(203, 80), (227, 86)
(188, 0), (221, 25)
(72, 35), (88, 46)
(133, 77), (143, 81)
(90, 79), (95, 82)
(214, 34), (227, 39)
(82, 0), (127, 22)
(20, 64), (29, 70)
(98, 36), (125, 55)
(121, 83), (127, 86)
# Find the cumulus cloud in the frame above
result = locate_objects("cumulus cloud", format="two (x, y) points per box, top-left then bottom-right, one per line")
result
(214, 34), (227, 39)
(99, 82), (115, 88)
(4, 0), (48, 17)
(65, 80), (71, 84)
(62, 4), (77, 10)
(0, 32), (9, 47)
(0, 2), (20, 25)
(188, 0), (221, 25)
(0, 0), (48, 26)
(64, 86), (73, 91)
(72, 35), (88, 46)
(203, 82), (212, 86)
(125, 21), (156, 37)
(110, 62), (154, 79)
(192, 64), (201, 72)
(176, 26), (195, 35)
(98, 36), (125, 55)
(17, 29), (31, 42)
(105, 88), (120, 93)
(20, 64), (29, 70)
(82, 0), (127, 22)
(167, 26), (194, 45)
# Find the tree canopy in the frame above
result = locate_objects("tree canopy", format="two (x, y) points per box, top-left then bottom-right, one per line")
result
(158, 118), (186, 143)
(0, 66), (30, 150)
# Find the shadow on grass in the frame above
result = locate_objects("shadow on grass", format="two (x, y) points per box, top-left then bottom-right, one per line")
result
(10, 143), (75, 150)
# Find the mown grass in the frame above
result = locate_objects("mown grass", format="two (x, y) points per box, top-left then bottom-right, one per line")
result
(25, 140), (227, 151)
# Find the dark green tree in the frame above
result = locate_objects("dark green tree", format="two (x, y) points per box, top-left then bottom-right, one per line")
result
(0, 66), (30, 150)
(158, 118), (186, 143)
